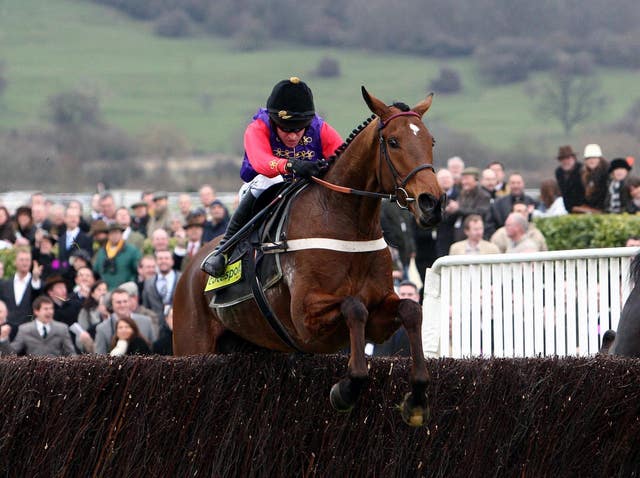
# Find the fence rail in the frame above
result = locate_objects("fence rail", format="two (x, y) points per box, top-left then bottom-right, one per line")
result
(422, 247), (639, 358)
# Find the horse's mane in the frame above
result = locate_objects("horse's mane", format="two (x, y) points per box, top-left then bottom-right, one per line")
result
(631, 251), (640, 285)
(327, 102), (413, 165)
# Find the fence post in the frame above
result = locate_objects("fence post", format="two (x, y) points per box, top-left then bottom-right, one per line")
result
(422, 267), (442, 358)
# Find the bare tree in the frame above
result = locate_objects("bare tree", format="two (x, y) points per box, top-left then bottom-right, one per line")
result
(533, 68), (606, 134)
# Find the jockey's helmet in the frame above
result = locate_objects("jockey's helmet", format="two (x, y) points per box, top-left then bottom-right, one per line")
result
(266, 77), (315, 131)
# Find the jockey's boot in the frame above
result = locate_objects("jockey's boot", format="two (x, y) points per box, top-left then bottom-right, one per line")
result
(201, 193), (258, 277)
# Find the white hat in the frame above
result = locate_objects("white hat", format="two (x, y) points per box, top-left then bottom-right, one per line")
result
(583, 143), (603, 159)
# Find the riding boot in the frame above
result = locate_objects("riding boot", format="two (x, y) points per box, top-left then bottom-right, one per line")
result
(201, 193), (258, 277)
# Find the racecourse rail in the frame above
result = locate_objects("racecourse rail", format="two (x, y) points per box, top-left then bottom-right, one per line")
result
(422, 247), (639, 358)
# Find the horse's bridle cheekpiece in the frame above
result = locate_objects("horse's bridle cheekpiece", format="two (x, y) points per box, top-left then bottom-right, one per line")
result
(312, 111), (435, 208)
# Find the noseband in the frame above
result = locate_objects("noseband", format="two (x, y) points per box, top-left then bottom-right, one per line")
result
(312, 111), (435, 208)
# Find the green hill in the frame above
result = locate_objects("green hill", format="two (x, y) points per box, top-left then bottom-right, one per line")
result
(1, 0), (639, 159)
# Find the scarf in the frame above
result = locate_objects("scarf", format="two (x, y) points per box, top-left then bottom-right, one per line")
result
(105, 239), (124, 259)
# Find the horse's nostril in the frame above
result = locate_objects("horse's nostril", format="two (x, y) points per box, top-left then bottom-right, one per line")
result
(418, 193), (436, 213)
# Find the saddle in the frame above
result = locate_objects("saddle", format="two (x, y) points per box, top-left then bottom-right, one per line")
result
(204, 182), (308, 309)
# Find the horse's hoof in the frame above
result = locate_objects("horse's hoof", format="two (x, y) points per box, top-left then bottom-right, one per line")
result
(399, 393), (430, 427)
(329, 382), (353, 413)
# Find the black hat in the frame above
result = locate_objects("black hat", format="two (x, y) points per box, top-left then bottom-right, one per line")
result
(609, 157), (632, 173)
(44, 274), (67, 292)
(107, 222), (126, 233)
(266, 77), (315, 130)
(184, 217), (204, 229)
(69, 248), (92, 264)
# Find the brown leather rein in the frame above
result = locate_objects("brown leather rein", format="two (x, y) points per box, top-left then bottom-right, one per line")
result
(311, 111), (435, 209)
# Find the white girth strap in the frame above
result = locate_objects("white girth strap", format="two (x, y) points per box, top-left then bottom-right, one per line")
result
(267, 237), (388, 253)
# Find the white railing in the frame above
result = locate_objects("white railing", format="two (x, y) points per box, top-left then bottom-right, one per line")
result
(422, 247), (638, 358)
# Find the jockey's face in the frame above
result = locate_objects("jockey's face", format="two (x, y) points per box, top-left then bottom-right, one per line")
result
(276, 126), (305, 149)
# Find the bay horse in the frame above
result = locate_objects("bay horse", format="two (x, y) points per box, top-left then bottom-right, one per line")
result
(173, 87), (444, 426)
(602, 251), (640, 356)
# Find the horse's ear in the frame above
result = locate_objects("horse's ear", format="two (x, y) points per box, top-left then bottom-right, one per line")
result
(413, 92), (434, 118)
(361, 86), (389, 117)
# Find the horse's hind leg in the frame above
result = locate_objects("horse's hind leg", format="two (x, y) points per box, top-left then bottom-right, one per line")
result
(397, 298), (430, 427)
(329, 297), (369, 412)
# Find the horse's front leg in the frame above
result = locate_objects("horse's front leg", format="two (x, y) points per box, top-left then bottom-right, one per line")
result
(397, 298), (430, 426)
(329, 296), (369, 412)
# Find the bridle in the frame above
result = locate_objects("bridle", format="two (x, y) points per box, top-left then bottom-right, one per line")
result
(311, 111), (435, 209)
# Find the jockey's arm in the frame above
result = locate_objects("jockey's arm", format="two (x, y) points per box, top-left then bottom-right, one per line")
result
(244, 120), (344, 179)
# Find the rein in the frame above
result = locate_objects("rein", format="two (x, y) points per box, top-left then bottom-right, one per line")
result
(311, 111), (435, 209)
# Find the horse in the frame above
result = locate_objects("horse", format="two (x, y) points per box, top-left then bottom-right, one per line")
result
(173, 87), (445, 426)
(601, 252), (640, 356)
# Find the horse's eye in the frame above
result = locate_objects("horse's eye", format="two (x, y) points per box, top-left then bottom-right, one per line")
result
(388, 137), (400, 149)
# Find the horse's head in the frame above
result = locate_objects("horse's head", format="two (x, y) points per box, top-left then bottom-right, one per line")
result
(361, 87), (445, 228)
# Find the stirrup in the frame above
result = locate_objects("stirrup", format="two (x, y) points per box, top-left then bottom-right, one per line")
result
(200, 249), (227, 277)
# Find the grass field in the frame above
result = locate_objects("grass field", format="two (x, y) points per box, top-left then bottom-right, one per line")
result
(1, 0), (639, 156)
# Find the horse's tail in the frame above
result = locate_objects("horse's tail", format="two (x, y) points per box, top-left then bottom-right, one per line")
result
(631, 251), (640, 285)
(599, 329), (616, 355)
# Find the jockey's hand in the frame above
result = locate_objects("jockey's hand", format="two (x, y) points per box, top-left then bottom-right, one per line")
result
(286, 160), (324, 179)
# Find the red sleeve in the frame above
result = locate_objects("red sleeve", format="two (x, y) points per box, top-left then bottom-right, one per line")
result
(320, 122), (344, 159)
(243, 120), (289, 177)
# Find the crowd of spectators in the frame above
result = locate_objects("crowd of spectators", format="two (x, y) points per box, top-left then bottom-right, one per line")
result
(381, 143), (639, 287)
(0, 142), (637, 358)
(0, 185), (229, 357)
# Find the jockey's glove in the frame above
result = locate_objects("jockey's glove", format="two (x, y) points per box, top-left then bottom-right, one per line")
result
(286, 159), (326, 179)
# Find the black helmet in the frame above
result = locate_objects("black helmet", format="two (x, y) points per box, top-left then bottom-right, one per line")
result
(266, 77), (315, 130)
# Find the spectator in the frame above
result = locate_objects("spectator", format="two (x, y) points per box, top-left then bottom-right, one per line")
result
(153, 306), (174, 355)
(10, 295), (76, 356)
(448, 167), (492, 242)
(0, 206), (16, 246)
(491, 202), (547, 253)
(435, 168), (460, 257)
(66, 199), (91, 233)
(47, 203), (66, 238)
(77, 280), (109, 349)
(503, 213), (540, 253)
(115, 207), (145, 251)
(480, 168), (498, 201)
(98, 192), (117, 225)
(371, 280), (420, 357)
(625, 176), (640, 213)
(0, 300), (15, 356)
(199, 184), (216, 210)
(150, 228), (183, 270)
(605, 158), (632, 213)
(177, 215), (205, 271)
(533, 179), (568, 218)
(574, 143), (609, 214)
(626, 236), (640, 247)
(94, 288), (156, 354)
(0, 247), (43, 338)
(555, 145), (586, 213)
(484, 173), (536, 238)
(36, 231), (67, 281)
(71, 265), (96, 302)
(136, 255), (157, 297)
(89, 220), (109, 252)
(59, 207), (94, 266)
(14, 206), (36, 245)
(447, 156), (465, 190)
(44, 275), (81, 327)
(169, 213), (185, 238)
(93, 223), (142, 290)
(488, 161), (509, 197)
(177, 193), (193, 220)
(146, 191), (171, 234)
(108, 316), (152, 356)
(119, 281), (161, 340)
(89, 193), (102, 222)
(204, 199), (230, 241)
(142, 250), (181, 325)
(31, 203), (51, 232)
(449, 215), (500, 255)
(130, 201), (150, 237)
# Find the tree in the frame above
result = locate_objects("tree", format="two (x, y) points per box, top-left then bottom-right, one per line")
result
(532, 68), (606, 134)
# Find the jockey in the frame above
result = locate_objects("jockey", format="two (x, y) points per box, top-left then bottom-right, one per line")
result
(201, 76), (344, 277)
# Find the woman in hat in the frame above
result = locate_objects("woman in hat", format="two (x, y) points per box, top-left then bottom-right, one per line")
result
(577, 143), (609, 213)
(201, 76), (344, 277)
(605, 158), (632, 213)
